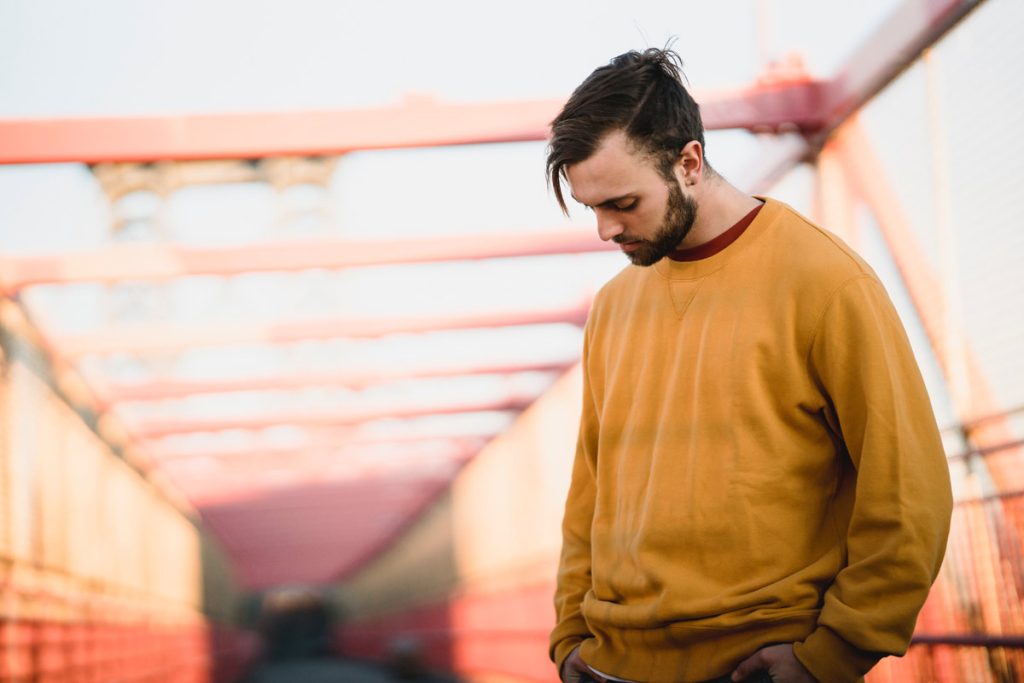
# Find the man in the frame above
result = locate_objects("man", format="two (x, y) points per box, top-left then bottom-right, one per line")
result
(546, 48), (952, 683)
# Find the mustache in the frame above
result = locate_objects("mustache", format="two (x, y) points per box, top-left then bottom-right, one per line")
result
(612, 235), (641, 244)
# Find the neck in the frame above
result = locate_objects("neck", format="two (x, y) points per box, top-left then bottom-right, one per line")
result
(678, 177), (761, 250)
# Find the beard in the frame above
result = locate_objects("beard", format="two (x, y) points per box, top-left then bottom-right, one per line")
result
(616, 179), (698, 267)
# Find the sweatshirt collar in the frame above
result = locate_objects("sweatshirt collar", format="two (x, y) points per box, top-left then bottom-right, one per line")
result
(653, 196), (777, 281)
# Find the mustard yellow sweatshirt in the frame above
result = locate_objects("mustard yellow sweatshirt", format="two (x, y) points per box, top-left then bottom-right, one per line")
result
(550, 198), (952, 683)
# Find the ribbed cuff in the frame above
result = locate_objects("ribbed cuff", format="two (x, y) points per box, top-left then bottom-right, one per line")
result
(793, 626), (882, 683)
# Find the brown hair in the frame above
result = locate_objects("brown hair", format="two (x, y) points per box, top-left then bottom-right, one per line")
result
(546, 47), (707, 213)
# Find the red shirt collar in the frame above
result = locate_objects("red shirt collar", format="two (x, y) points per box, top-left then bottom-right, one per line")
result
(668, 202), (764, 262)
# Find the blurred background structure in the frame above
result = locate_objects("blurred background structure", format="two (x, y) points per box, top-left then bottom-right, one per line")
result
(0, 0), (1022, 681)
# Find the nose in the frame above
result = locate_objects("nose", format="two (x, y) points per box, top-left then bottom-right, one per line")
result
(595, 210), (624, 242)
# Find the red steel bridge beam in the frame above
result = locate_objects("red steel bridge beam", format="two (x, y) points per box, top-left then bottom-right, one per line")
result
(0, 228), (615, 291)
(127, 395), (535, 439)
(100, 358), (574, 404)
(157, 439), (481, 474)
(51, 300), (590, 358)
(0, 85), (824, 165)
(147, 433), (492, 463)
(818, 0), (985, 140)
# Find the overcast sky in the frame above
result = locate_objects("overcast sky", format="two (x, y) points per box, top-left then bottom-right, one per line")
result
(0, 0), (899, 116)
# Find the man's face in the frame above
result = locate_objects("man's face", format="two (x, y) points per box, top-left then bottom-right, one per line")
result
(566, 130), (698, 267)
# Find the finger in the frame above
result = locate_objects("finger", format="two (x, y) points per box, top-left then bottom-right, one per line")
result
(730, 650), (766, 681)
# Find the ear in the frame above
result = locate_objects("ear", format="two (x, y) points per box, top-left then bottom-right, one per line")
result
(673, 140), (704, 187)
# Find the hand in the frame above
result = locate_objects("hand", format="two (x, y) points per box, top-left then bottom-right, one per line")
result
(731, 644), (817, 682)
(561, 644), (598, 683)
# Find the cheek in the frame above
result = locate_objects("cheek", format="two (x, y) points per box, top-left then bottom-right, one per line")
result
(636, 205), (666, 231)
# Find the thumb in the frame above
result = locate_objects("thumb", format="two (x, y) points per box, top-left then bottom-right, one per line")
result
(731, 649), (766, 681)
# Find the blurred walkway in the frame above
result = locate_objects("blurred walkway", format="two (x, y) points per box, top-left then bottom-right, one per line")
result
(243, 658), (461, 683)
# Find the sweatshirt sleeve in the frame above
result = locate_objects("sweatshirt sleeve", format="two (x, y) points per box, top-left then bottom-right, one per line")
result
(793, 275), (953, 682)
(549, 324), (600, 673)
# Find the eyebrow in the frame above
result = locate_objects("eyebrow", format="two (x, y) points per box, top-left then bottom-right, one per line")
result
(570, 193), (635, 209)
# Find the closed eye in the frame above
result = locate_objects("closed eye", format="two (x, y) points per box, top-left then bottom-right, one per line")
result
(575, 196), (637, 212)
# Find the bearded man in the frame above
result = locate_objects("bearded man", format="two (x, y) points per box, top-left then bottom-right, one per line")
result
(546, 48), (952, 683)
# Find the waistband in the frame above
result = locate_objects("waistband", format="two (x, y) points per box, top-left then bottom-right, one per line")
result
(580, 613), (817, 682)
(585, 667), (773, 683)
